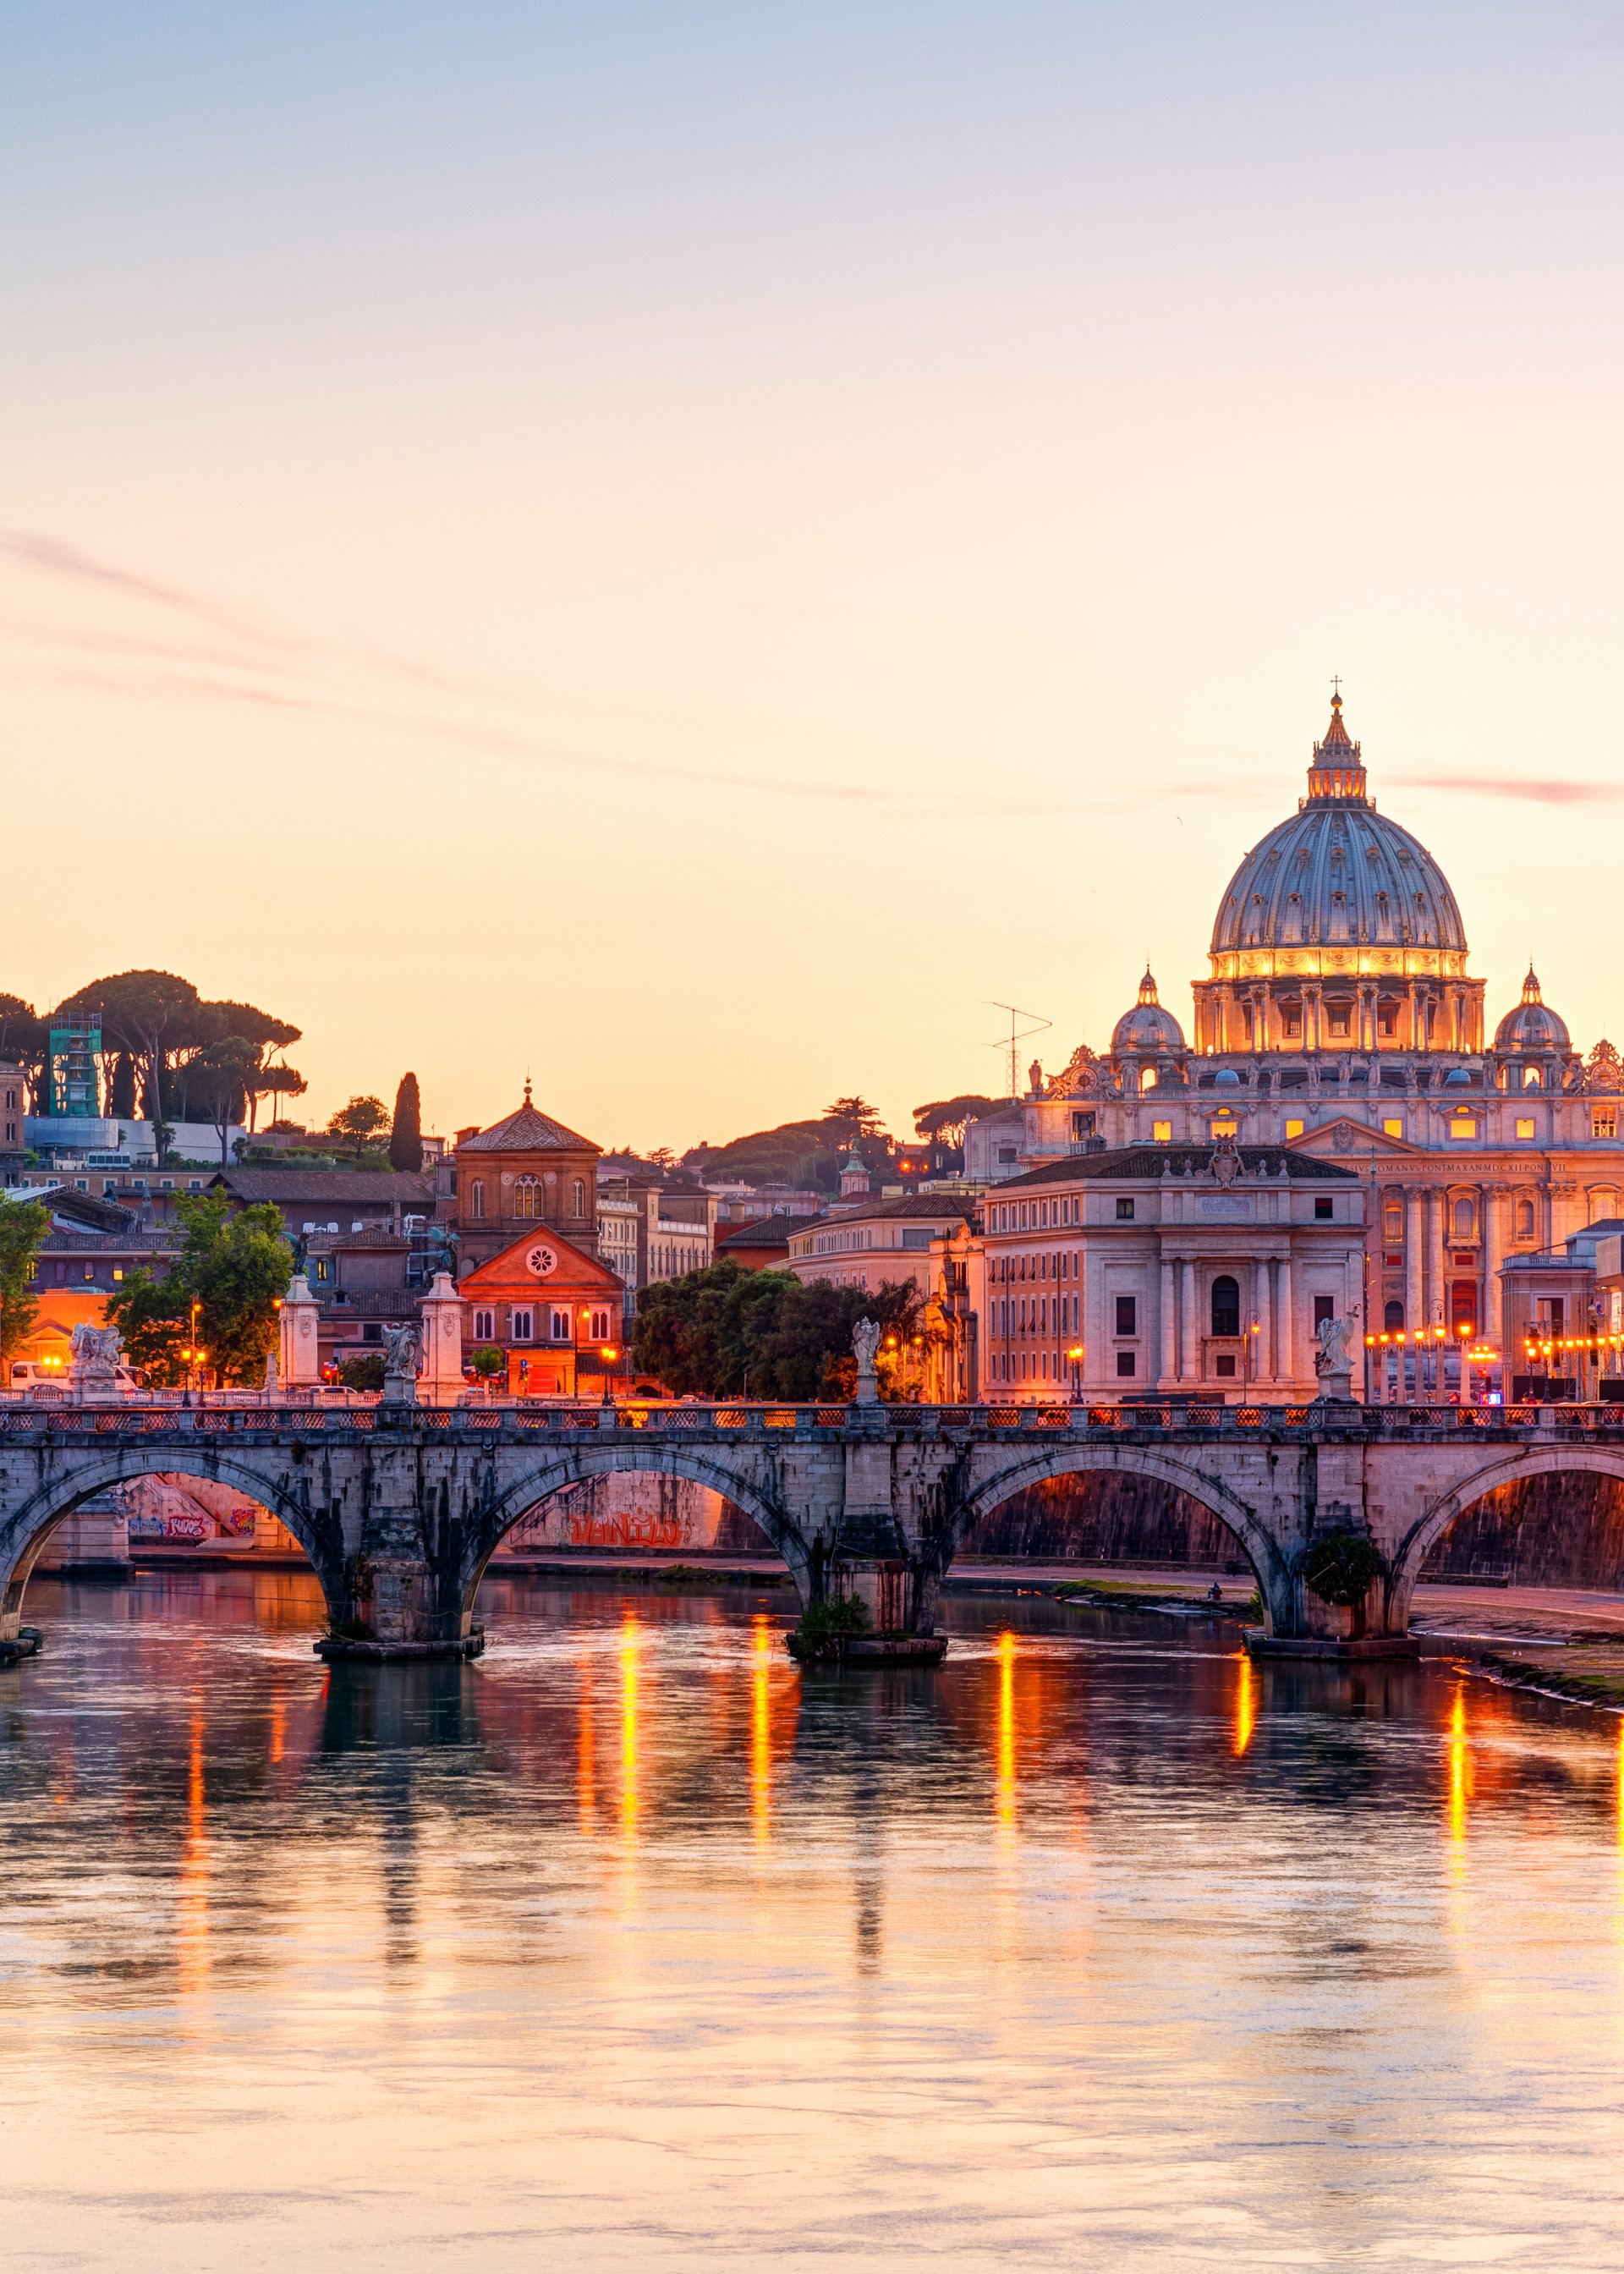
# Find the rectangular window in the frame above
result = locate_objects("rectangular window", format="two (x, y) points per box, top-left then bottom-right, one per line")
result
(1116, 1198), (1134, 1221)
(511, 1308), (534, 1343)
(1314, 1197), (1333, 1220)
(1116, 1351), (1136, 1378)
(1314, 1295), (1336, 1329)
(1115, 1295), (1137, 1336)
(1285, 1118), (1304, 1140)
(1214, 1354), (1237, 1378)
(1516, 1118), (1536, 1140)
(1151, 1120), (1171, 1142)
(1449, 1115), (1475, 1139)
(1383, 1118), (1404, 1139)
(1595, 1112), (1618, 1140)
(472, 1309), (495, 1340)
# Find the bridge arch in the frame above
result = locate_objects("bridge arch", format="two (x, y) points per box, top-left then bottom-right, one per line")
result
(939, 1442), (1293, 1634)
(1391, 1447), (1624, 1627)
(458, 1442), (808, 1618)
(0, 1447), (349, 1639)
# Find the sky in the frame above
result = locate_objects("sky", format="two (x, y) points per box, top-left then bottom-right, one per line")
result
(3, 1), (1624, 1152)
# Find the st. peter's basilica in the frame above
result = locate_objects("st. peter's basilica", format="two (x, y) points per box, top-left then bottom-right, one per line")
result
(979, 693), (1624, 1354)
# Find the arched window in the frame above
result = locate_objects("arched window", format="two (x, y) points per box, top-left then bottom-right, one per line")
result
(1451, 1195), (1474, 1239)
(469, 1178), (485, 1220)
(1383, 1200), (1403, 1244)
(513, 1175), (541, 1219)
(572, 1178), (585, 1217)
(1591, 1188), (1620, 1223)
(1524, 1066), (1543, 1090)
(1516, 1198), (1536, 1239)
(1210, 1275), (1241, 1337)
(1384, 1299), (1404, 1332)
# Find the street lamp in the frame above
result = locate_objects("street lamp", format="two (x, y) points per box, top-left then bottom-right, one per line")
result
(1067, 1343), (1083, 1402)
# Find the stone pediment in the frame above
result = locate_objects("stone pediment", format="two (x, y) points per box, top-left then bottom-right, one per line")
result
(1288, 1118), (1423, 1158)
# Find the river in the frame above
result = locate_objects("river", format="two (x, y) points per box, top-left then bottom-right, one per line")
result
(3, 1568), (1624, 2271)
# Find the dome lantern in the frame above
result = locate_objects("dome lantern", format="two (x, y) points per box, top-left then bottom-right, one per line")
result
(1305, 689), (1369, 804)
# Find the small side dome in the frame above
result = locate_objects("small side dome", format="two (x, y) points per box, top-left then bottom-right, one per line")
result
(1443, 1066), (1473, 1088)
(1494, 964), (1572, 1053)
(1111, 966), (1187, 1054)
(1213, 1067), (1243, 1090)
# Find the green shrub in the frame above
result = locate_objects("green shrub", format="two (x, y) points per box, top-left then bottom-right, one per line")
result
(1301, 1532), (1383, 1607)
(792, 1593), (872, 1650)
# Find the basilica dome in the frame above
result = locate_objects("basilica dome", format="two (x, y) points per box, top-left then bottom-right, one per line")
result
(1208, 695), (1468, 963)
(1494, 967), (1570, 1053)
(1111, 967), (1186, 1054)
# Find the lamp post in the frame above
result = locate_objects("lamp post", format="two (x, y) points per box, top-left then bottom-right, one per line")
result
(600, 1343), (618, 1407)
(1457, 1320), (1473, 1404)
(1067, 1343), (1083, 1403)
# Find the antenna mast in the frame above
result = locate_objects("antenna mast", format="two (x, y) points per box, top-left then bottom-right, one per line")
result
(985, 1002), (1052, 1098)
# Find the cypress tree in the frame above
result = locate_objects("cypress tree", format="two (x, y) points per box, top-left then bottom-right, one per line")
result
(389, 1072), (423, 1172)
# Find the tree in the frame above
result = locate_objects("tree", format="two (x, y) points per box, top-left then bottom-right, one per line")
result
(191, 1038), (261, 1165)
(106, 1191), (292, 1386)
(389, 1074), (423, 1172)
(469, 1346), (505, 1383)
(0, 1195), (48, 1365)
(326, 1096), (389, 1162)
(336, 1352), (386, 1392)
(631, 1261), (921, 1400)
(58, 970), (199, 1131)
(913, 1095), (1001, 1151)
(824, 1096), (886, 1140)
(0, 997), (49, 1103)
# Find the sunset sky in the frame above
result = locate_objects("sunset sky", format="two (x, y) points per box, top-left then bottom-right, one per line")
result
(4, 3), (1623, 1151)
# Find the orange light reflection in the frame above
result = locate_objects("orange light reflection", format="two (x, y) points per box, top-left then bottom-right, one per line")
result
(749, 1613), (772, 1845)
(996, 1630), (1018, 1829)
(619, 1611), (639, 1836)
(1233, 1654), (1257, 1756)
(177, 1703), (210, 2005)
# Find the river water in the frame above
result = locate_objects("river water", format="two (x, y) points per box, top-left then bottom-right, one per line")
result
(4, 1570), (1624, 2271)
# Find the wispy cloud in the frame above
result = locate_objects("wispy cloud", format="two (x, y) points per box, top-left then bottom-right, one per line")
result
(1392, 773), (1624, 805)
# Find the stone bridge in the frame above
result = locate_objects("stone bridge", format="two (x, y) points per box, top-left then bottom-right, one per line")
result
(4, 1395), (1624, 1660)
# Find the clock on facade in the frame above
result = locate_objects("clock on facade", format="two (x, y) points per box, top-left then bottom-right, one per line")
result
(524, 1243), (558, 1279)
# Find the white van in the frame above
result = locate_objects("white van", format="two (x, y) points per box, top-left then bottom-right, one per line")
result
(7, 1359), (144, 1394)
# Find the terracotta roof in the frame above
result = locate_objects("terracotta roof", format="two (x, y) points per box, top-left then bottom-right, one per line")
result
(716, 1213), (799, 1250)
(456, 1096), (599, 1155)
(795, 1195), (978, 1231)
(996, 1145), (1358, 1187)
(211, 1170), (436, 1203)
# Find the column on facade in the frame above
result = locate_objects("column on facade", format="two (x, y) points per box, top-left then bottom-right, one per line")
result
(1179, 1259), (1197, 1380)
(1426, 1186), (1446, 1332)
(1160, 1258), (1177, 1386)
(1481, 1184), (1506, 1354)
(1404, 1186), (1424, 1337)
(1276, 1255), (1292, 1381)
(1254, 1257), (1272, 1386)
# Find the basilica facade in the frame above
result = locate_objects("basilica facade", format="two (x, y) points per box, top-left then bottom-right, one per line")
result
(970, 695), (1624, 1387)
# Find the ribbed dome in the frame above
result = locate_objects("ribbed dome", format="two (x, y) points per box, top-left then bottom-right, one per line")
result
(1111, 967), (1187, 1054)
(1494, 966), (1571, 1053)
(1210, 701), (1466, 958)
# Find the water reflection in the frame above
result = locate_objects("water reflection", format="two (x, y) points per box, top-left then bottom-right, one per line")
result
(3, 1573), (1624, 2265)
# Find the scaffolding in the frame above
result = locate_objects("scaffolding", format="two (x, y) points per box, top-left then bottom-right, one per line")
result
(48, 1011), (102, 1118)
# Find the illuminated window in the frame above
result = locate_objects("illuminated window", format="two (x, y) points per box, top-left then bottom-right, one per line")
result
(1516, 1118), (1535, 1140)
(1449, 1115), (1475, 1139)
(1524, 1066), (1542, 1089)
(1151, 1119), (1171, 1142)
(1210, 1114), (1238, 1139)
(1285, 1118), (1304, 1139)
(1594, 1111), (1617, 1140)
(1383, 1118), (1403, 1139)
